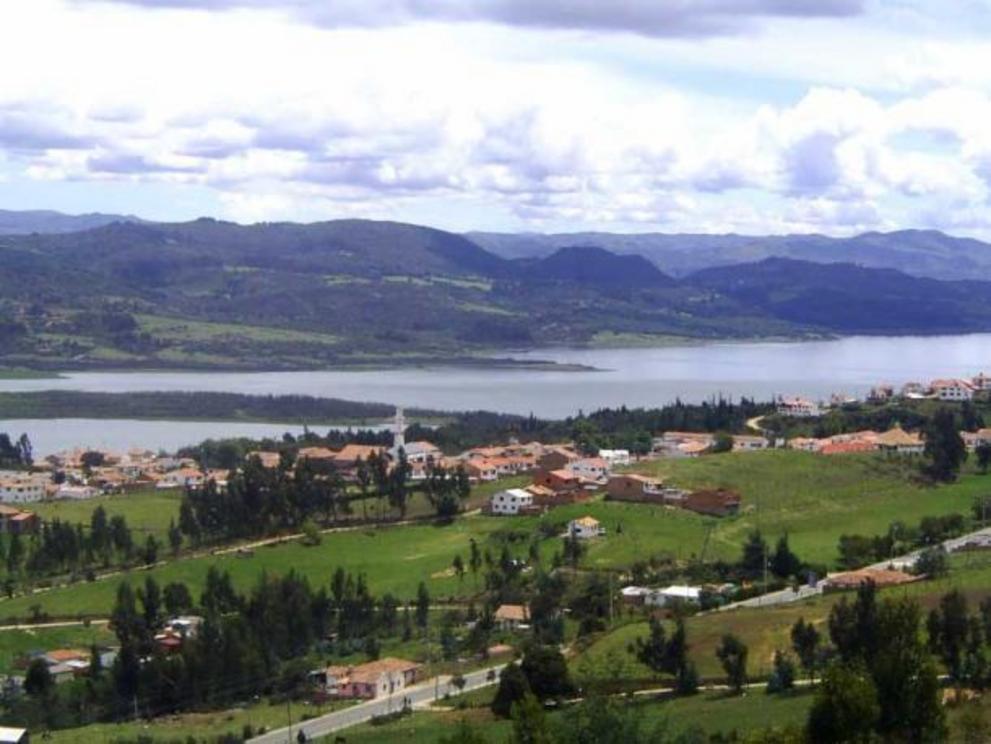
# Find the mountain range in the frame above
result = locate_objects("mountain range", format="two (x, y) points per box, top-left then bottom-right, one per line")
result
(1, 211), (990, 370)
(469, 228), (991, 282)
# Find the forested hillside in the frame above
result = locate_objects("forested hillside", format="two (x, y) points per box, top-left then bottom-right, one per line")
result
(2, 217), (991, 371)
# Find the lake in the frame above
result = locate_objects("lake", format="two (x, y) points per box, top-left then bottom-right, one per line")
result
(2, 334), (990, 454)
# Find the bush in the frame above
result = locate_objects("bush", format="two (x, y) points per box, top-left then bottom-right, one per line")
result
(767, 651), (796, 694)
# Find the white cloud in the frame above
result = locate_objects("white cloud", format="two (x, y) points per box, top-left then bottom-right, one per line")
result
(1, 0), (990, 235)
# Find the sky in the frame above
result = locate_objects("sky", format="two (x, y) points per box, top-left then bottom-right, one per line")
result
(2, 0), (991, 236)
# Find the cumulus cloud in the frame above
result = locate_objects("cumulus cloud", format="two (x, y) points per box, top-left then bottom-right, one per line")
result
(71, 0), (866, 37)
(3, 0), (991, 234)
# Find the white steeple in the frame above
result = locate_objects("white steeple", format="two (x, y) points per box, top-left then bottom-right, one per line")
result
(393, 406), (406, 451)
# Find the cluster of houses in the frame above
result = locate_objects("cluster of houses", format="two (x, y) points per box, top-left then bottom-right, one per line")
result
(0, 447), (224, 506)
(12, 646), (117, 686)
(788, 424), (991, 456)
(488, 442), (743, 522)
(775, 372), (991, 420)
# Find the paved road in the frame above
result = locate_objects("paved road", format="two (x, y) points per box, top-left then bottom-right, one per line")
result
(248, 663), (506, 744)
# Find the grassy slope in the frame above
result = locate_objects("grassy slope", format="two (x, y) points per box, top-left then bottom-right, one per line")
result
(576, 553), (991, 682)
(31, 489), (183, 541)
(5, 453), (989, 620)
(635, 450), (990, 565)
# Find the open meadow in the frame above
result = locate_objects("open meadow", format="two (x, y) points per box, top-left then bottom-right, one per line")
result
(634, 450), (991, 565)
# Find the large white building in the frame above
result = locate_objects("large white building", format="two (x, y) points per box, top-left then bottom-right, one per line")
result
(598, 449), (631, 467)
(931, 379), (975, 401)
(489, 488), (534, 515)
(0, 473), (46, 504)
(776, 396), (821, 418)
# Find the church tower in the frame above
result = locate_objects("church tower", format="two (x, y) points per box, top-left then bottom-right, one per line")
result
(393, 406), (406, 451)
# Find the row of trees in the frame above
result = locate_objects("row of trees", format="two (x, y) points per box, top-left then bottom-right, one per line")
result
(0, 506), (161, 592)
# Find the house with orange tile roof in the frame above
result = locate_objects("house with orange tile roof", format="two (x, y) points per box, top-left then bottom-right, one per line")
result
(332, 444), (386, 469)
(819, 440), (877, 456)
(247, 450), (282, 469)
(494, 604), (530, 631)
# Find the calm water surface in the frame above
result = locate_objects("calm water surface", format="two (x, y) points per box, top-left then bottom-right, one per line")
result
(2, 335), (990, 453)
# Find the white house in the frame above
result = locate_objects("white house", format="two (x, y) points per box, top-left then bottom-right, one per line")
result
(931, 379), (975, 401)
(0, 473), (46, 504)
(156, 468), (205, 490)
(55, 484), (98, 500)
(489, 488), (534, 515)
(567, 516), (605, 539)
(732, 435), (769, 452)
(776, 396), (821, 418)
(565, 457), (610, 482)
(644, 585), (702, 608)
(598, 449), (631, 467)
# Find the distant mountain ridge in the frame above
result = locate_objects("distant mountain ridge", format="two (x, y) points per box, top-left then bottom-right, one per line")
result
(0, 209), (143, 235)
(468, 228), (991, 282)
(2, 212), (991, 371)
(687, 256), (991, 334)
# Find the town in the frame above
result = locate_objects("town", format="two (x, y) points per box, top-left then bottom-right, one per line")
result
(0, 370), (988, 742)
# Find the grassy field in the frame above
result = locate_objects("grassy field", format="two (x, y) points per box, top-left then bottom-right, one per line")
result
(337, 687), (813, 743)
(575, 552), (991, 683)
(136, 314), (342, 346)
(0, 479), (530, 620)
(31, 489), (183, 541)
(633, 450), (991, 565)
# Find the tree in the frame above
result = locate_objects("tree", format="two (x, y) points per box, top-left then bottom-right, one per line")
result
(469, 538), (482, 586)
(167, 517), (182, 556)
(977, 443), (991, 475)
(300, 519), (321, 547)
(928, 589), (970, 680)
(163, 581), (193, 617)
(740, 530), (767, 578)
(807, 663), (879, 744)
(715, 634), (748, 693)
(415, 581), (430, 630)
(509, 693), (551, 744)
(138, 576), (162, 631)
(923, 407), (967, 482)
(767, 651), (796, 694)
(791, 617), (821, 682)
(711, 432), (734, 453)
(631, 616), (668, 677)
(492, 663), (531, 717)
(521, 644), (575, 701)
(452, 554), (465, 583)
(770, 534), (801, 580)
(142, 534), (159, 566)
(915, 546), (949, 578)
(24, 657), (53, 698)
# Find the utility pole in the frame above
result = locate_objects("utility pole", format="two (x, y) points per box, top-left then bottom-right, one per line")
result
(286, 696), (292, 744)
